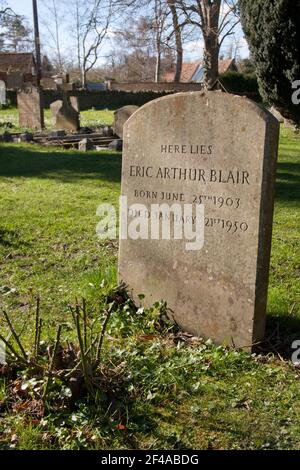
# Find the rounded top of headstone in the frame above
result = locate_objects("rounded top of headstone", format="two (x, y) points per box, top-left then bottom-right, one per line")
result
(113, 105), (139, 138)
(124, 91), (278, 137)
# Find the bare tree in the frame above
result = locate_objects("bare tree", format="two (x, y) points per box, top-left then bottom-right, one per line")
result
(0, 0), (14, 19)
(40, 0), (64, 72)
(72, 0), (114, 87)
(175, 0), (239, 89)
(167, 0), (183, 82)
(111, 0), (185, 83)
(153, 0), (169, 82)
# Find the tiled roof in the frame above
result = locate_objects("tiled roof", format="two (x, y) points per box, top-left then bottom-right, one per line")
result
(163, 59), (236, 83)
(219, 59), (235, 74)
(0, 53), (35, 73)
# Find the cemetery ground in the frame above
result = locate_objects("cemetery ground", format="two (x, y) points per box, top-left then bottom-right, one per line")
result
(0, 107), (115, 131)
(0, 127), (299, 450)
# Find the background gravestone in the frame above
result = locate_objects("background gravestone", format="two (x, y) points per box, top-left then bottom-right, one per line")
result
(70, 96), (80, 113)
(55, 96), (80, 132)
(119, 91), (280, 349)
(0, 80), (6, 106)
(17, 87), (44, 130)
(113, 105), (139, 138)
(51, 97), (79, 125)
(50, 100), (63, 122)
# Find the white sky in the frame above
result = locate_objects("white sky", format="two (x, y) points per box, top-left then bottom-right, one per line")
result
(6, 0), (250, 64)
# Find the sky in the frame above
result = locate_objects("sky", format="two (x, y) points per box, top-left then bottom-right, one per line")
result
(6, 0), (250, 65)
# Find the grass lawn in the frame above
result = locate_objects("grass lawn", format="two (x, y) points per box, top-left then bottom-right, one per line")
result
(0, 127), (299, 450)
(0, 107), (115, 133)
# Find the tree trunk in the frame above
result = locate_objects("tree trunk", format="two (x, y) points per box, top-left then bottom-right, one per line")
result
(82, 68), (87, 88)
(202, 0), (221, 90)
(155, 49), (161, 83)
(203, 33), (219, 89)
(154, 0), (162, 83)
(167, 0), (183, 83)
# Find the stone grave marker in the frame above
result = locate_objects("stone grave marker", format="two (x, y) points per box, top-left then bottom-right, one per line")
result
(55, 95), (80, 132)
(70, 96), (80, 113)
(50, 100), (63, 121)
(50, 97), (78, 120)
(119, 91), (280, 350)
(17, 87), (44, 130)
(0, 80), (6, 106)
(113, 105), (139, 138)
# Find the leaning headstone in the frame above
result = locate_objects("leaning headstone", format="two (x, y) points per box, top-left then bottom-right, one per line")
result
(119, 92), (280, 350)
(70, 96), (80, 113)
(0, 80), (6, 106)
(17, 87), (44, 130)
(50, 100), (63, 121)
(55, 96), (80, 132)
(113, 105), (139, 138)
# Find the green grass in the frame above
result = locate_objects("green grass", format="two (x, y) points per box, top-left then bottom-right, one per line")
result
(0, 127), (299, 450)
(0, 107), (115, 133)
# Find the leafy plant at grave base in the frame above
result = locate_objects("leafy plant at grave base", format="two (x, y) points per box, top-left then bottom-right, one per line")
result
(0, 288), (176, 425)
(0, 284), (299, 449)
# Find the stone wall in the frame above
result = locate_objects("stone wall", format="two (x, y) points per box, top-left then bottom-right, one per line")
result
(42, 90), (175, 110)
(107, 81), (204, 93)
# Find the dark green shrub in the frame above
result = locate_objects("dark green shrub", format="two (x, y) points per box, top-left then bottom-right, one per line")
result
(239, 0), (300, 125)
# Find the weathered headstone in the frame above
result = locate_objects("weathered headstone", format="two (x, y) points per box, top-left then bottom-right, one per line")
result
(113, 105), (139, 138)
(119, 92), (280, 349)
(55, 96), (80, 132)
(17, 87), (44, 130)
(0, 80), (6, 106)
(70, 96), (80, 113)
(50, 100), (63, 121)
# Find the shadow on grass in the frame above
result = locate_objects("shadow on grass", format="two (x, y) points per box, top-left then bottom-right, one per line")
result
(275, 162), (300, 202)
(0, 228), (29, 248)
(255, 314), (300, 360)
(0, 144), (122, 183)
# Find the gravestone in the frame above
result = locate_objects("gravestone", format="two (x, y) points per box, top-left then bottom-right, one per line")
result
(270, 106), (284, 123)
(50, 97), (79, 121)
(17, 87), (44, 130)
(119, 91), (280, 350)
(55, 95), (80, 132)
(0, 80), (6, 106)
(70, 96), (80, 113)
(113, 105), (139, 138)
(50, 100), (63, 121)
